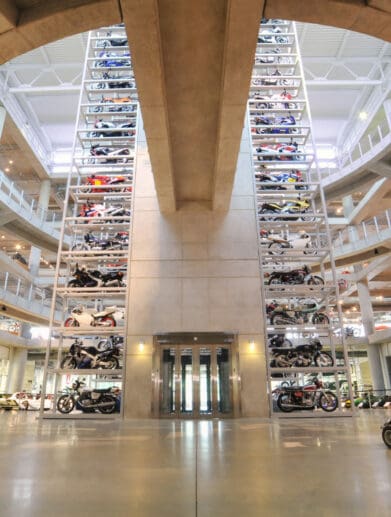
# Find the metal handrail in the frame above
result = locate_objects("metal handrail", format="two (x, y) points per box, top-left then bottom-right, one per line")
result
(333, 208), (391, 249)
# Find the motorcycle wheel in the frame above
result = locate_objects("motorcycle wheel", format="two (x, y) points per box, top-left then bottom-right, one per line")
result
(57, 395), (75, 414)
(277, 393), (295, 412)
(268, 243), (285, 255)
(64, 318), (80, 327)
(60, 356), (77, 369)
(268, 276), (284, 286)
(319, 392), (338, 412)
(68, 280), (82, 288)
(306, 276), (324, 286)
(273, 354), (290, 368)
(312, 313), (330, 325)
(315, 352), (334, 367)
(98, 395), (117, 414)
(100, 316), (116, 327)
(270, 315), (289, 326)
(72, 244), (88, 252)
(102, 357), (119, 369)
(382, 425), (391, 448)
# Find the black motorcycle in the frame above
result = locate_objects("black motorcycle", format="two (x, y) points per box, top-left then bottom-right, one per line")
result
(382, 418), (391, 448)
(57, 380), (117, 414)
(266, 300), (330, 325)
(72, 232), (129, 252)
(68, 264), (125, 288)
(89, 119), (135, 138)
(267, 265), (324, 287)
(60, 338), (120, 369)
(276, 378), (338, 413)
(270, 339), (334, 368)
(268, 333), (292, 348)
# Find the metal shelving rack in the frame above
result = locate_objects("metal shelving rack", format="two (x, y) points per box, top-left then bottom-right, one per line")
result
(40, 24), (138, 418)
(249, 19), (353, 417)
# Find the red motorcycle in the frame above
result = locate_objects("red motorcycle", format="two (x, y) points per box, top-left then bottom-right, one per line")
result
(83, 174), (132, 193)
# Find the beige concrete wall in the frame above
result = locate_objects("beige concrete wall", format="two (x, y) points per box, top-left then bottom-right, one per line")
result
(123, 113), (269, 418)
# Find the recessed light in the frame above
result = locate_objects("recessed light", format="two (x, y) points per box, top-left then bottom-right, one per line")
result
(8, 160), (13, 164)
(15, 244), (21, 250)
(358, 111), (368, 121)
(5, 168), (9, 172)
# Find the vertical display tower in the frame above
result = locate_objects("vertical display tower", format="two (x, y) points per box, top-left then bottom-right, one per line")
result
(40, 25), (138, 418)
(249, 19), (353, 416)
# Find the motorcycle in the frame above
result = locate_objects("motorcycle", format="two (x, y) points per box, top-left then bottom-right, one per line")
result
(252, 114), (296, 134)
(57, 380), (117, 414)
(266, 300), (330, 325)
(258, 198), (313, 221)
(96, 33), (128, 48)
(60, 338), (120, 369)
(96, 335), (124, 351)
(64, 305), (123, 327)
(88, 119), (135, 138)
(270, 339), (334, 368)
(261, 230), (316, 255)
(77, 201), (130, 222)
(256, 142), (302, 162)
(258, 27), (288, 45)
(382, 418), (391, 448)
(83, 174), (132, 193)
(91, 71), (134, 90)
(268, 333), (293, 348)
(252, 69), (293, 87)
(276, 377), (338, 413)
(267, 265), (324, 287)
(255, 169), (306, 190)
(95, 51), (131, 68)
(72, 231), (129, 252)
(89, 145), (131, 164)
(68, 264), (125, 288)
(251, 90), (298, 110)
(93, 96), (135, 113)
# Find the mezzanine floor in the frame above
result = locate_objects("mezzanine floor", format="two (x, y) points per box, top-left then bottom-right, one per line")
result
(0, 411), (390, 517)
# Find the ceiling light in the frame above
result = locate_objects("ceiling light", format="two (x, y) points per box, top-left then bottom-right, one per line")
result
(376, 296), (384, 301)
(336, 207), (342, 214)
(5, 168), (9, 172)
(1, 236), (4, 239)
(15, 244), (21, 250)
(8, 160), (13, 164)
(358, 111), (368, 121)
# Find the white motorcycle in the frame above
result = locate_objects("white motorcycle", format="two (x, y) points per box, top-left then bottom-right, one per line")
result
(261, 230), (316, 255)
(64, 305), (124, 327)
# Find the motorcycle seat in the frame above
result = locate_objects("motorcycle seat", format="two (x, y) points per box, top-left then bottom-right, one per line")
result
(93, 388), (112, 393)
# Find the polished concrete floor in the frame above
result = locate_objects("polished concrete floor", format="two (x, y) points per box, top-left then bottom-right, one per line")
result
(0, 411), (390, 517)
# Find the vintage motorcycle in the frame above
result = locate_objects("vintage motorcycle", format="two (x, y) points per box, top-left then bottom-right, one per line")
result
(77, 202), (131, 222)
(268, 333), (293, 348)
(72, 231), (129, 252)
(83, 174), (132, 193)
(68, 264), (125, 288)
(60, 338), (120, 369)
(269, 339), (334, 368)
(88, 119), (135, 138)
(261, 230), (316, 255)
(255, 169), (306, 190)
(258, 27), (288, 45)
(64, 305), (124, 327)
(382, 418), (391, 448)
(89, 145), (131, 163)
(252, 114), (296, 134)
(57, 380), (117, 414)
(276, 377), (338, 413)
(256, 142), (303, 162)
(266, 299), (330, 325)
(251, 90), (298, 110)
(267, 265), (324, 287)
(258, 198), (314, 221)
(93, 95), (135, 113)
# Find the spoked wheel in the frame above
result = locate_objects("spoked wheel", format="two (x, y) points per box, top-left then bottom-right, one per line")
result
(319, 392), (338, 412)
(268, 243), (285, 255)
(312, 313), (330, 325)
(382, 426), (391, 448)
(57, 395), (75, 414)
(60, 356), (77, 369)
(101, 357), (119, 370)
(98, 395), (117, 414)
(64, 318), (80, 327)
(268, 277), (283, 287)
(315, 352), (334, 367)
(307, 276), (324, 286)
(277, 393), (295, 412)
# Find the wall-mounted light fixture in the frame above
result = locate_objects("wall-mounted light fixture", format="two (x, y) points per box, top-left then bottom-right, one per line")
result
(138, 341), (145, 352)
(248, 340), (255, 352)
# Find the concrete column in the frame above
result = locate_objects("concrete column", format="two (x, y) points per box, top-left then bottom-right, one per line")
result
(36, 179), (51, 219)
(5, 347), (27, 393)
(354, 265), (385, 391)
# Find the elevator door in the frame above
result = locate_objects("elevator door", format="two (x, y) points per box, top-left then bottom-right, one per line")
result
(159, 345), (233, 418)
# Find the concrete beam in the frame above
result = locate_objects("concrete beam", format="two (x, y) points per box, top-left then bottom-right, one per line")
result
(369, 160), (391, 178)
(0, 1), (19, 32)
(349, 178), (391, 224)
